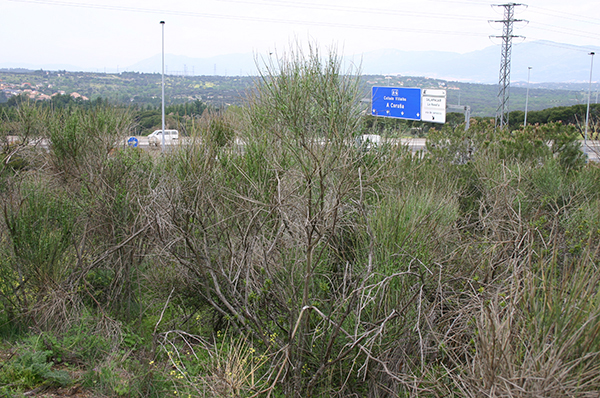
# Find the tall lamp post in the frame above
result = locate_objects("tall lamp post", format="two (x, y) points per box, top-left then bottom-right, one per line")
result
(524, 66), (532, 126)
(585, 51), (595, 149)
(160, 21), (166, 152)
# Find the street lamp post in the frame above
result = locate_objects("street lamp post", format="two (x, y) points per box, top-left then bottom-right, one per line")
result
(524, 66), (532, 126)
(160, 21), (166, 152)
(585, 52), (595, 149)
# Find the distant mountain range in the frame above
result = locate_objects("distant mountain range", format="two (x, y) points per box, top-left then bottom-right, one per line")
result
(353, 41), (600, 83)
(2, 40), (599, 84)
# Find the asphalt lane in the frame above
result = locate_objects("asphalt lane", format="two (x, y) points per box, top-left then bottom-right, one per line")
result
(6, 135), (600, 162)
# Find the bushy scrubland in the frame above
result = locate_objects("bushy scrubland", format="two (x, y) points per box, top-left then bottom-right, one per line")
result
(1, 47), (600, 397)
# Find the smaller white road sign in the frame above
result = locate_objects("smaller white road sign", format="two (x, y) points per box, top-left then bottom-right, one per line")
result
(421, 89), (446, 124)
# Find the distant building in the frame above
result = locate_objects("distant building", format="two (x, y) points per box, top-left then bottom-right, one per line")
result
(3, 89), (19, 97)
(70, 92), (89, 101)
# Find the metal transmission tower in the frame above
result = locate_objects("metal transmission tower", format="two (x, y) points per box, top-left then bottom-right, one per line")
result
(491, 3), (525, 130)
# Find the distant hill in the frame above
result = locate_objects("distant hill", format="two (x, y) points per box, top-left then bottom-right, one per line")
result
(2, 69), (597, 117)
(121, 40), (599, 84)
(2, 40), (598, 84)
(348, 41), (599, 84)
(126, 53), (259, 77)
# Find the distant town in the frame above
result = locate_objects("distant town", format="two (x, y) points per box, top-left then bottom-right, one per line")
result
(1, 80), (89, 102)
(0, 68), (596, 118)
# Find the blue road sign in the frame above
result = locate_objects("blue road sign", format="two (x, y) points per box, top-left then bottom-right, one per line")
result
(371, 87), (422, 121)
(127, 136), (139, 148)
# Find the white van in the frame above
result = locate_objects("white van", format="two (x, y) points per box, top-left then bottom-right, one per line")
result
(148, 129), (179, 146)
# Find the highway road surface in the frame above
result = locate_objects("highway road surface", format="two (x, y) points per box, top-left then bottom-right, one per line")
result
(394, 138), (600, 162)
(5, 135), (600, 162)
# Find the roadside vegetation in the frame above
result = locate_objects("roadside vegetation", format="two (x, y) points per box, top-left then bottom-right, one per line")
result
(1, 45), (600, 397)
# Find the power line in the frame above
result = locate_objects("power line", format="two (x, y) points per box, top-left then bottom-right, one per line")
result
(428, 0), (494, 5)
(529, 22), (600, 39)
(7, 0), (598, 56)
(521, 39), (596, 53)
(528, 5), (600, 26)
(7, 0), (489, 38)
(216, 0), (484, 22)
(526, 24), (600, 41)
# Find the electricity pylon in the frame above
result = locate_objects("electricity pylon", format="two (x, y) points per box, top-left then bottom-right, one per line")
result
(491, 3), (525, 130)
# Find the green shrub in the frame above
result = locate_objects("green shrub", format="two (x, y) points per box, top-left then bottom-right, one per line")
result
(2, 181), (79, 329)
(208, 116), (235, 147)
(48, 104), (133, 182)
(0, 349), (70, 392)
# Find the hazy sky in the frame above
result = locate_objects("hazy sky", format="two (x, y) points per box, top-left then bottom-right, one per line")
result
(2, 0), (599, 70)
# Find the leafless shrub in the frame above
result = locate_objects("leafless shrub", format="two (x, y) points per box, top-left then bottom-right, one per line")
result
(147, 45), (473, 397)
(425, 152), (600, 397)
